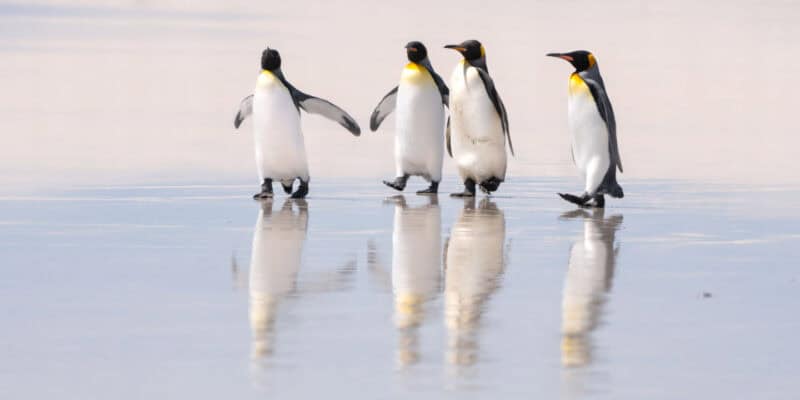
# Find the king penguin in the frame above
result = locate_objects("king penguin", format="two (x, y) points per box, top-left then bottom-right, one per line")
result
(234, 47), (361, 199)
(547, 50), (623, 208)
(444, 40), (513, 197)
(370, 41), (449, 195)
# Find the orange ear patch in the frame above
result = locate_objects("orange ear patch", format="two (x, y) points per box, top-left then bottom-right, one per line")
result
(587, 53), (596, 67)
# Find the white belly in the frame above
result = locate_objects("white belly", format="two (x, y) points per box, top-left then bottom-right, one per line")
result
(448, 63), (507, 183)
(567, 84), (610, 194)
(252, 72), (308, 182)
(395, 77), (445, 181)
(391, 202), (442, 328)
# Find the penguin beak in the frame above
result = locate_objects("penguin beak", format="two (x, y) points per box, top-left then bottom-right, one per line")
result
(546, 52), (574, 62)
(445, 44), (466, 52)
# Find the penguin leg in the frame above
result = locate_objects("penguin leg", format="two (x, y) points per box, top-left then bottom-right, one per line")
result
(558, 192), (591, 207)
(281, 179), (294, 195)
(416, 181), (439, 195)
(592, 194), (605, 208)
(450, 178), (476, 197)
(479, 177), (502, 194)
(383, 174), (409, 191)
(290, 178), (309, 199)
(253, 178), (273, 199)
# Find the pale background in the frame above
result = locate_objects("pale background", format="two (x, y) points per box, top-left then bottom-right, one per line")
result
(1, 0), (798, 191)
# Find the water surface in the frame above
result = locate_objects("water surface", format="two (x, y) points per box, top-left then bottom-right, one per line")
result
(1, 179), (798, 399)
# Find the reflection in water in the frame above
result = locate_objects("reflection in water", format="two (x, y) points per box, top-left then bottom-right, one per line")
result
(444, 198), (507, 367)
(560, 209), (623, 368)
(367, 196), (443, 368)
(249, 199), (308, 360)
(389, 196), (442, 367)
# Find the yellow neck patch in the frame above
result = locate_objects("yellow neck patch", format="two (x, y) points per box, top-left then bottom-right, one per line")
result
(587, 53), (597, 68)
(569, 73), (590, 96)
(257, 70), (278, 88)
(401, 62), (431, 84)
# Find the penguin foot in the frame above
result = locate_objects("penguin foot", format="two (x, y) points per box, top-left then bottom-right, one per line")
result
(593, 194), (605, 208)
(383, 175), (409, 192)
(291, 179), (309, 199)
(253, 191), (274, 200)
(253, 179), (273, 199)
(416, 181), (439, 195)
(450, 179), (476, 197)
(281, 181), (293, 194)
(479, 177), (502, 194)
(558, 192), (591, 207)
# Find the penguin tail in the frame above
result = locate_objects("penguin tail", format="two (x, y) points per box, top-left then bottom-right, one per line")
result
(606, 183), (624, 199)
(599, 166), (624, 199)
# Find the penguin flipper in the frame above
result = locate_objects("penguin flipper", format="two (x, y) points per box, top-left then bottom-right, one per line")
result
(475, 69), (513, 156)
(432, 71), (449, 106)
(369, 86), (398, 131)
(582, 75), (622, 173)
(233, 94), (253, 129)
(272, 69), (361, 136)
(445, 116), (453, 158)
(296, 93), (361, 136)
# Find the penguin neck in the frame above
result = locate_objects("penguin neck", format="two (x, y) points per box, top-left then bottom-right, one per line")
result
(569, 73), (588, 96)
(466, 57), (488, 73)
(257, 68), (284, 88)
(402, 61), (432, 84)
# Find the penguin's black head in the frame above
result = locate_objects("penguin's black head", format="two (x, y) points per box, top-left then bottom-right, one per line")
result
(405, 41), (428, 63)
(444, 39), (484, 61)
(261, 47), (281, 71)
(547, 50), (596, 72)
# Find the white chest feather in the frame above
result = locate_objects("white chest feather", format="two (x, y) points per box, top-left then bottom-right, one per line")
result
(394, 63), (445, 179)
(447, 61), (507, 181)
(567, 74), (609, 180)
(251, 71), (308, 181)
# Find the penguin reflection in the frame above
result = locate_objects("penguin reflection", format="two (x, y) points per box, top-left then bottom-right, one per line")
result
(369, 196), (442, 367)
(444, 198), (506, 366)
(249, 198), (308, 359)
(560, 209), (623, 368)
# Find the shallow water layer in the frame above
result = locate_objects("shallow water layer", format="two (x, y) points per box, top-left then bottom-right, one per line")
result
(1, 178), (798, 399)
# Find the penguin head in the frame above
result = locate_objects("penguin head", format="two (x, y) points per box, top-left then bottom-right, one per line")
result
(405, 41), (428, 63)
(444, 40), (485, 62)
(547, 50), (597, 72)
(261, 47), (281, 71)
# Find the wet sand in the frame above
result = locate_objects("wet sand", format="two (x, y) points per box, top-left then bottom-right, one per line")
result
(1, 178), (798, 399)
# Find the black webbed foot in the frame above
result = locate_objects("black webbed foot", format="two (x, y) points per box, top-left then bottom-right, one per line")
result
(291, 178), (309, 199)
(479, 177), (502, 194)
(253, 178), (274, 199)
(383, 174), (409, 192)
(281, 181), (293, 194)
(593, 194), (605, 208)
(450, 178), (476, 197)
(416, 181), (439, 195)
(558, 192), (591, 207)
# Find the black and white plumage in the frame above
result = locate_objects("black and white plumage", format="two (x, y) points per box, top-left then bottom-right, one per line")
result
(234, 47), (360, 199)
(444, 40), (513, 197)
(548, 50), (623, 208)
(370, 42), (449, 194)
